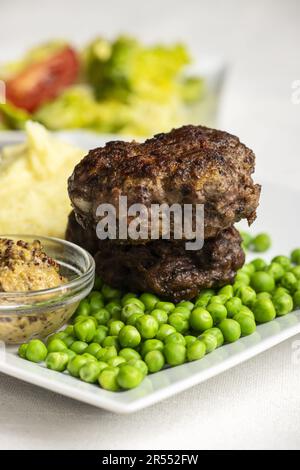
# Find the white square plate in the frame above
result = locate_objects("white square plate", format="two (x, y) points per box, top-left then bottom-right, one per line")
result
(0, 132), (299, 413)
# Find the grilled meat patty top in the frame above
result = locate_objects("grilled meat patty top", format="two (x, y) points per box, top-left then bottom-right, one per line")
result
(68, 125), (260, 240)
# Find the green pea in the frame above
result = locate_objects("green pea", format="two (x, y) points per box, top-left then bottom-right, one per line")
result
(251, 233), (271, 252)
(295, 280), (300, 292)
(47, 331), (68, 343)
(75, 299), (90, 317)
(238, 306), (255, 320)
(272, 255), (291, 271)
(121, 304), (144, 323)
(209, 294), (228, 304)
(195, 289), (215, 308)
(136, 314), (159, 339)
(118, 325), (141, 348)
(172, 307), (191, 320)
(164, 332), (186, 346)
(25, 339), (47, 363)
(178, 301), (194, 311)
(126, 312), (144, 326)
(102, 335), (119, 349)
(144, 350), (165, 373)
(237, 285), (257, 306)
(46, 352), (69, 372)
(101, 284), (121, 301)
(80, 361), (107, 383)
(292, 289), (300, 308)
(85, 343), (102, 357)
(119, 348), (141, 362)
(139, 293), (159, 311)
(272, 292), (293, 316)
(155, 301), (175, 313)
(291, 266), (300, 280)
(256, 292), (272, 301)
(219, 319), (241, 343)
(240, 231), (252, 249)
(67, 355), (91, 377)
(89, 290), (103, 300)
(47, 338), (68, 353)
(225, 297), (242, 318)
(187, 340), (206, 361)
(93, 326), (108, 344)
(235, 271), (250, 285)
(109, 320), (125, 336)
(64, 349), (76, 360)
(251, 272), (275, 293)
(64, 325), (74, 336)
(61, 336), (73, 349)
(202, 327), (224, 347)
(265, 262), (285, 281)
(141, 339), (164, 357)
(185, 335), (197, 347)
(74, 318), (96, 343)
(127, 359), (148, 377)
(291, 248), (300, 265)
(198, 333), (218, 353)
(89, 295), (104, 312)
(150, 309), (168, 325)
(218, 285), (234, 300)
(168, 313), (189, 333)
(93, 275), (103, 291)
(233, 313), (256, 336)
(117, 364), (144, 389)
(164, 343), (186, 366)
(107, 356), (127, 368)
(251, 258), (267, 271)
(190, 307), (213, 332)
(156, 324), (177, 341)
(92, 308), (111, 325)
(253, 298), (276, 323)
(98, 367), (120, 391)
(273, 286), (288, 296)
(18, 343), (28, 359)
(96, 346), (118, 362)
(105, 300), (122, 316)
(207, 303), (227, 324)
(121, 292), (138, 306)
(232, 281), (246, 294)
(73, 314), (90, 325)
(281, 272), (298, 292)
(70, 340), (88, 354)
(81, 352), (98, 362)
(123, 297), (145, 311)
(239, 263), (255, 276)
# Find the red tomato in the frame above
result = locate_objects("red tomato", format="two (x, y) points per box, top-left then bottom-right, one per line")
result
(6, 46), (79, 112)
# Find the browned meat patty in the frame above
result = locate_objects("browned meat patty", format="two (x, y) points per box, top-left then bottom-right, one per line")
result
(92, 227), (244, 302)
(66, 211), (99, 255)
(68, 125), (260, 241)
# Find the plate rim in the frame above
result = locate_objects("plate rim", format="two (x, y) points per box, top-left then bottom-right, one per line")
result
(2, 311), (300, 414)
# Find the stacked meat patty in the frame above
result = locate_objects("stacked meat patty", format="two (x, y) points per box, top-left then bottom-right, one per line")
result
(67, 125), (261, 301)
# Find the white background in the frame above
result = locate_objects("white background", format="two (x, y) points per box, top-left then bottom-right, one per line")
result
(0, 0), (300, 450)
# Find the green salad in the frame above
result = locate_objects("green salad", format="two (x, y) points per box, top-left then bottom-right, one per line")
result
(0, 37), (206, 136)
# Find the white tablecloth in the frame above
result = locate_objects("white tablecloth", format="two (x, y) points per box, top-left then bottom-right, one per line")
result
(0, 0), (300, 450)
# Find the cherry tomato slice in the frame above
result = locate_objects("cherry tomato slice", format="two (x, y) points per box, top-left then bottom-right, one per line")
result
(6, 46), (79, 112)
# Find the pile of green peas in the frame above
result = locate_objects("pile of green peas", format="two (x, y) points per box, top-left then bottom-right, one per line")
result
(18, 246), (300, 392)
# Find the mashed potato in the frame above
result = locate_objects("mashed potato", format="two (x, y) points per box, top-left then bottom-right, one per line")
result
(0, 121), (85, 238)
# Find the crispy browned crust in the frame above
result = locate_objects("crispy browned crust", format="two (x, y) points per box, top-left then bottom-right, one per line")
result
(68, 125), (260, 240)
(92, 227), (244, 302)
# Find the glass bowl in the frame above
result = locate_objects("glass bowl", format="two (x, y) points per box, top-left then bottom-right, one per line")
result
(0, 235), (95, 344)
